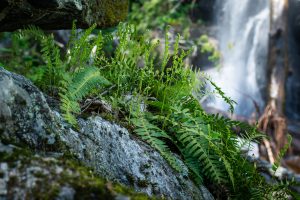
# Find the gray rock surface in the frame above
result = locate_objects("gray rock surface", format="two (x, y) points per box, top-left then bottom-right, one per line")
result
(0, 67), (214, 199)
(0, 68), (61, 148)
(60, 116), (212, 200)
(0, 143), (150, 200)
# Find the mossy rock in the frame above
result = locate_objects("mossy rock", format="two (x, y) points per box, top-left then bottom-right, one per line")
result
(0, 0), (129, 31)
(0, 144), (154, 200)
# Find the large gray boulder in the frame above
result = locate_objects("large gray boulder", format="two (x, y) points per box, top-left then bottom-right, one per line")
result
(0, 67), (214, 200)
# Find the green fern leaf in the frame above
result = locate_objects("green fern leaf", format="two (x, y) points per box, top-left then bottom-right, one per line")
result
(131, 115), (184, 173)
(60, 67), (110, 126)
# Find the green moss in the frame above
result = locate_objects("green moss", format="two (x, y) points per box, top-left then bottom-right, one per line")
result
(100, 0), (129, 26)
(0, 147), (32, 163)
(56, 159), (153, 199)
(98, 112), (133, 131)
(86, 0), (129, 27)
(1, 145), (155, 199)
(99, 112), (115, 122)
(29, 180), (60, 200)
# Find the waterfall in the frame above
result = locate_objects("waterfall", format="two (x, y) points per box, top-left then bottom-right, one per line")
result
(205, 0), (270, 118)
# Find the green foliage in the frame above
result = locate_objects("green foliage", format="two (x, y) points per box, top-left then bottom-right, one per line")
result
(96, 24), (293, 199)
(130, 112), (184, 173)
(129, 0), (193, 32)
(272, 134), (292, 172)
(0, 32), (44, 82)
(7, 25), (65, 94)
(60, 67), (110, 126)
(128, 1), (221, 71)
(13, 24), (112, 125)
(3, 23), (295, 199)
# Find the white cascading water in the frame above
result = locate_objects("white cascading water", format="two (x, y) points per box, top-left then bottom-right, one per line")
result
(206, 0), (270, 118)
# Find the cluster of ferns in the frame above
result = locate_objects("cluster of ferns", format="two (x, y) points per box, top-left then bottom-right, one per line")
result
(14, 23), (297, 199)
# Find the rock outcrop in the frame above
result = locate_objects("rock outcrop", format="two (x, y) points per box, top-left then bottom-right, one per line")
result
(0, 0), (129, 31)
(0, 67), (214, 199)
(0, 67), (61, 149)
(0, 143), (151, 199)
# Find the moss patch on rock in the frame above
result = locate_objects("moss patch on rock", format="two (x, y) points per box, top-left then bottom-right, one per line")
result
(0, 144), (155, 200)
(84, 0), (129, 27)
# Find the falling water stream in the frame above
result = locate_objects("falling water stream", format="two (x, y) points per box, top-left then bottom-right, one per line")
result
(205, 0), (270, 118)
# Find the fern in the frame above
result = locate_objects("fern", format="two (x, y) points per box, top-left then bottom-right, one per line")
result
(67, 23), (98, 71)
(17, 26), (64, 94)
(40, 34), (64, 93)
(206, 77), (237, 113)
(10, 23), (294, 199)
(183, 155), (203, 185)
(171, 106), (226, 184)
(272, 134), (292, 172)
(130, 113), (184, 173)
(17, 25), (45, 40)
(60, 67), (110, 126)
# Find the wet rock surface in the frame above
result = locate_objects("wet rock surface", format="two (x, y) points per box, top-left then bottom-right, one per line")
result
(0, 67), (214, 199)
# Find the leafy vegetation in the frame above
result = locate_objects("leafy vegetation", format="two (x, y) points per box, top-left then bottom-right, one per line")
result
(129, 0), (194, 32)
(1, 23), (296, 199)
(128, 0), (220, 66)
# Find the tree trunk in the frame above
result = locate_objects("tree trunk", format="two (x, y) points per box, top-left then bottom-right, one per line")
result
(258, 0), (289, 162)
(0, 0), (128, 31)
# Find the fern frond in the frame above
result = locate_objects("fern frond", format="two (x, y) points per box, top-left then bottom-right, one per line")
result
(177, 129), (226, 184)
(40, 34), (63, 92)
(272, 134), (292, 172)
(206, 77), (236, 113)
(130, 114), (184, 173)
(17, 25), (46, 40)
(18, 25), (64, 93)
(68, 67), (110, 100)
(183, 156), (203, 185)
(67, 24), (98, 71)
(60, 67), (110, 126)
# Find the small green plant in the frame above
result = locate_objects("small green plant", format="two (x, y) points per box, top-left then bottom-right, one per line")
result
(60, 67), (110, 126)
(15, 24), (111, 126)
